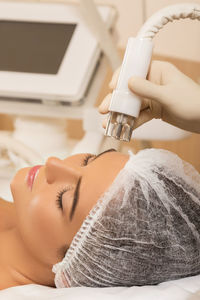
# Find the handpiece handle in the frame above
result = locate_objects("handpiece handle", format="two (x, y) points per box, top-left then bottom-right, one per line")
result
(109, 37), (153, 118)
(105, 3), (200, 142)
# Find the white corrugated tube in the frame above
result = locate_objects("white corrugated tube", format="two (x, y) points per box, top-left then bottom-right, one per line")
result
(105, 3), (200, 142)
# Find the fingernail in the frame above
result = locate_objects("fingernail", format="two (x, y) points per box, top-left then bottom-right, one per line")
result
(98, 94), (111, 112)
(109, 78), (115, 89)
(98, 100), (107, 112)
(102, 118), (107, 129)
(128, 77), (135, 86)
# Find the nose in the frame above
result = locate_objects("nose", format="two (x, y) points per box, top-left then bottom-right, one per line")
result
(45, 157), (81, 184)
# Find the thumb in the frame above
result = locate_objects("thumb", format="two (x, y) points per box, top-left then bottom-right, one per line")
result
(128, 77), (164, 104)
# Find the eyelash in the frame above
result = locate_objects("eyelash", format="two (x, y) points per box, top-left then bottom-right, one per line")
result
(82, 154), (95, 166)
(56, 188), (69, 210)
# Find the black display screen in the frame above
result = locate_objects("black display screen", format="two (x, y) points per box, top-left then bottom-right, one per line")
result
(0, 21), (76, 74)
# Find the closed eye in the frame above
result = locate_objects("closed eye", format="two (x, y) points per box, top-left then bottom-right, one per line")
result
(81, 154), (95, 166)
(81, 149), (116, 167)
(56, 187), (71, 211)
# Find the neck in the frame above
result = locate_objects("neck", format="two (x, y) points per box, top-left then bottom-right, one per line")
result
(0, 227), (55, 289)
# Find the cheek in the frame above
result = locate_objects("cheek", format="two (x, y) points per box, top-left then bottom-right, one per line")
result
(30, 194), (66, 246)
(11, 168), (69, 265)
(16, 190), (68, 265)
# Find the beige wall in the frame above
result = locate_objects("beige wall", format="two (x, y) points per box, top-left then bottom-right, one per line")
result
(8, 0), (200, 62)
(97, 0), (200, 62)
(99, 0), (200, 63)
(145, 0), (200, 62)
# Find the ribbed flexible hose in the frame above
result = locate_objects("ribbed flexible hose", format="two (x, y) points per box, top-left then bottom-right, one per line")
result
(137, 3), (200, 39)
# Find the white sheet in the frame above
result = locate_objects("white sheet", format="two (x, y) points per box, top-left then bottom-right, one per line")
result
(1, 275), (200, 300)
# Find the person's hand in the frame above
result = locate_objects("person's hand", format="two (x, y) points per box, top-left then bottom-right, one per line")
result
(98, 60), (200, 133)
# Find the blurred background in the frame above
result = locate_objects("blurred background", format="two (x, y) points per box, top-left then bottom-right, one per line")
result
(0, 0), (200, 171)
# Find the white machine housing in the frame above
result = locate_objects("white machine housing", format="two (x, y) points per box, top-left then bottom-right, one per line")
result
(0, 1), (116, 114)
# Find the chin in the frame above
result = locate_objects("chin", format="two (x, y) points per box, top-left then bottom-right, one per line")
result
(10, 167), (30, 204)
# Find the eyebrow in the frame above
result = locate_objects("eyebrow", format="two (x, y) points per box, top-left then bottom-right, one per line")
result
(69, 148), (116, 221)
(70, 177), (81, 221)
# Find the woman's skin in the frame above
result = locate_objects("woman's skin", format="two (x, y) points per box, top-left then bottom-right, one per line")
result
(0, 149), (128, 290)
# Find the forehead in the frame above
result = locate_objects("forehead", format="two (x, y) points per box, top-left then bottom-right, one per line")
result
(77, 151), (128, 213)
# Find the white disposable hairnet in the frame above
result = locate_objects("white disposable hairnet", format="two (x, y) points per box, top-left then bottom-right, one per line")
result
(53, 149), (200, 288)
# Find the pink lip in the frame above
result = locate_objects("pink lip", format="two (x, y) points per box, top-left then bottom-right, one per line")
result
(27, 165), (42, 190)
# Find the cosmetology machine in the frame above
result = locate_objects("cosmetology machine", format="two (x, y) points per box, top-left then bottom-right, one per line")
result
(0, 0), (120, 166)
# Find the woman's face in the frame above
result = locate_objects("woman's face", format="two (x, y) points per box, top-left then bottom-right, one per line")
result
(11, 149), (128, 269)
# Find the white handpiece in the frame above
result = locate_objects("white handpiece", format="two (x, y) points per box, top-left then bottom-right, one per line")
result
(105, 37), (153, 141)
(105, 3), (200, 142)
